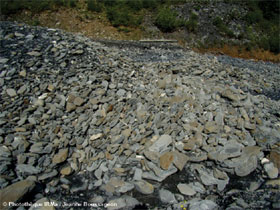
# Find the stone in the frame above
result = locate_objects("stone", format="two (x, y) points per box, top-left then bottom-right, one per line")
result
(133, 168), (142, 180)
(123, 196), (139, 209)
(116, 89), (126, 97)
(204, 121), (219, 133)
(269, 150), (280, 170)
(208, 141), (243, 162)
(16, 164), (41, 175)
(107, 198), (126, 210)
(234, 146), (261, 177)
(0, 58), (9, 64)
(189, 200), (218, 210)
(0, 179), (35, 210)
(27, 51), (41, 56)
(265, 178), (280, 188)
(143, 150), (160, 162)
(6, 88), (17, 97)
(90, 133), (103, 141)
(60, 166), (72, 175)
(73, 97), (84, 106)
(52, 148), (68, 164)
(30, 142), (50, 154)
(172, 150), (189, 171)
(134, 180), (154, 194)
(117, 182), (134, 193)
(235, 155), (258, 177)
(188, 182), (206, 194)
(19, 70), (27, 77)
(177, 183), (196, 196)
(143, 161), (178, 182)
(159, 189), (177, 204)
(33, 99), (44, 107)
(38, 170), (58, 180)
(192, 164), (229, 191)
(160, 152), (174, 170)
(264, 162), (279, 179)
(221, 89), (240, 101)
(149, 135), (172, 153)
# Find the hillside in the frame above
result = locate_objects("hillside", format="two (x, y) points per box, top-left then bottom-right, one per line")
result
(1, 0), (280, 62)
(0, 20), (280, 210)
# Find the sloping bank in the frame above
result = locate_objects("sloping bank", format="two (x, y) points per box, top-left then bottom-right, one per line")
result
(0, 22), (279, 210)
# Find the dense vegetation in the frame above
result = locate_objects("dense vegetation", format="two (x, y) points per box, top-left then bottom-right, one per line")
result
(244, 0), (280, 53)
(0, 0), (78, 14)
(0, 0), (279, 54)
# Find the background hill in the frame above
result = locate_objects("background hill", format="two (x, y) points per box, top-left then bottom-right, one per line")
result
(1, 0), (279, 62)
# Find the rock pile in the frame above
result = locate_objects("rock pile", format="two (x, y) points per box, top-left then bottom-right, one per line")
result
(0, 21), (279, 210)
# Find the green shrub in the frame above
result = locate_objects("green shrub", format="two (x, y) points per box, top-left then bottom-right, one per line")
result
(54, 0), (65, 6)
(258, 0), (280, 22)
(26, 0), (52, 13)
(245, 9), (263, 24)
(185, 13), (198, 32)
(0, 0), (25, 15)
(185, 19), (197, 32)
(142, 0), (158, 8)
(127, 0), (143, 11)
(257, 36), (270, 51)
(87, 0), (103, 12)
(155, 7), (180, 32)
(69, 0), (78, 8)
(213, 16), (223, 27)
(268, 33), (280, 54)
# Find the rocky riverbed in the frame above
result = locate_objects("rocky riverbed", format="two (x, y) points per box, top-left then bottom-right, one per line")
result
(0, 21), (279, 210)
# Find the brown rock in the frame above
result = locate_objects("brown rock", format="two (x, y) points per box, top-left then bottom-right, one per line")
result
(160, 152), (174, 170)
(67, 94), (76, 103)
(0, 179), (35, 210)
(269, 150), (280, 170)
(183, 139), (196, 151)
(15, 127), (26, 132)
(47, 84), (55, 92)
(204, 121), (219, 133)
(66, 102), (76, 112)
(105, 151), (113, 160)
(52, 148), (68, 164)
(60, 166), (72, 175)
(19, 70), (26, 77)
(172, 150), (189, 171)
(221, 89), (240, 101)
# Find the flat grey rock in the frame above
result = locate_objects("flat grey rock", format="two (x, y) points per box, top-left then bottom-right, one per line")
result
(134, 180), (154, 194)
(149, 135), (172, 153)
(189, 199), (218, 210)
(177, 183), (196, 196)
(159, 189), (177, 204)
(6, 88), (17, 97)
